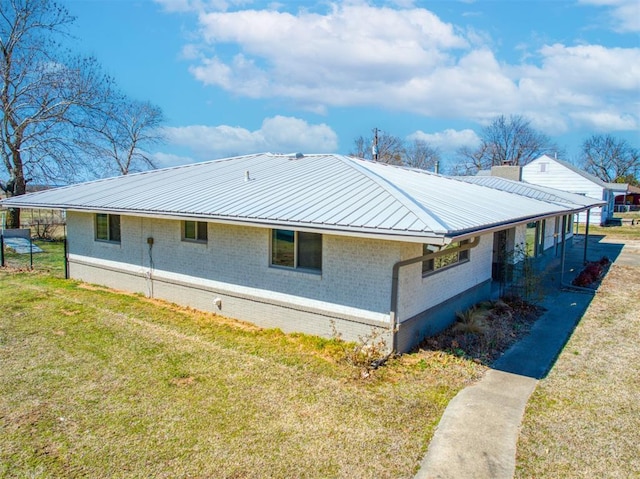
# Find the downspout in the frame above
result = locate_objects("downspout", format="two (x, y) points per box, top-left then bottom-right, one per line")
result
(389, 236), (481, 352)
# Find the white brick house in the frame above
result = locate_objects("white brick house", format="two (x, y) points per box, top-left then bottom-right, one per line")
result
(1, 153), (600, 352)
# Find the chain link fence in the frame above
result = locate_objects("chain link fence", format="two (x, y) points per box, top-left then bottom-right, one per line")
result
(1, 209), (67, 277)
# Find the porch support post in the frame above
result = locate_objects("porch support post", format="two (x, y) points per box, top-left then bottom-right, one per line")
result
(583, 209), (590, 265)
(560, 216), (567, 286)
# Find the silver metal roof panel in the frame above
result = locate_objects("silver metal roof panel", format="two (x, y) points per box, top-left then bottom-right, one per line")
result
(1, 153), (591, 242)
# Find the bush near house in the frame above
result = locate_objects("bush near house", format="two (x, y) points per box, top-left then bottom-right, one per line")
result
(572, 257), (610, 287)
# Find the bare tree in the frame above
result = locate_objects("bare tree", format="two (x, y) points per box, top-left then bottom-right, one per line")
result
(351, 130), (405, 165)
(454, 114), (558, 174)
(580, 134), (639, 184)
(404, 139), (441, 171)
(351, 135), (368, 159)
(78, 97), (164, 176)
(1, 0), (164, 227)
(351, 131), (441, 171)
(0, 0), (113, 227)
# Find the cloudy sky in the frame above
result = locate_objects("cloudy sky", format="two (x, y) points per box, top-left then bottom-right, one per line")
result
(67, 0), (639, 169)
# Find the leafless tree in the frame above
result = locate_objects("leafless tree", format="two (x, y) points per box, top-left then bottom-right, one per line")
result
(404, 139), (441, 171)
(580, 134), (639, 184)
(78, 97), (165, 176)
(351, 131), (404, 165)
(454, 114), (559, 174)
(1, 0), (165, 228)
(351, 132), (440, 171)
(0, 0), (110, 227)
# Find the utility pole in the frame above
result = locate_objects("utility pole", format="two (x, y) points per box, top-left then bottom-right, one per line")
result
(372, 127), (379, 162)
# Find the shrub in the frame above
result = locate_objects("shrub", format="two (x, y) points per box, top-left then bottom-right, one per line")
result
(330, 321), (391, 378)
(572, 258), (610, 287)
(453, 306), (490, 335)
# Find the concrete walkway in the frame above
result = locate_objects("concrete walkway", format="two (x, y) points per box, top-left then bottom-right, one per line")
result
(415, 235), (628, 479)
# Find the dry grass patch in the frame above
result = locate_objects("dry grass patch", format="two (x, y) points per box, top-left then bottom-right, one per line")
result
(0, 272), (483, 479)
(515, 262), (640, 478)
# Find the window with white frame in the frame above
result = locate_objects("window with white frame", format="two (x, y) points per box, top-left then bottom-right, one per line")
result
(182, 221), (208, 242)
(95, 213), (121, 243)
(271, 229), (322, 272)
(422, 240), (469, 276)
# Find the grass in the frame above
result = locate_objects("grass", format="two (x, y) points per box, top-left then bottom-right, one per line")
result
(1, 240), (65, 277)
(515, 240), (640, 478)
(0, 270), (483, 479)
(575, 211), (640, 240)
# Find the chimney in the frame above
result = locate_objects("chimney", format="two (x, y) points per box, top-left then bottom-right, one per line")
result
(490, 164), (522, 181)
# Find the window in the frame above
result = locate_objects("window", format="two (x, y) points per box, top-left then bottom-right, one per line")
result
(422, 240), (469, 275)
(95, 214), (121, 243)
(183, 221), (208, 242)
(525, 220), (546, 257)
(271, 229), (322, 272)
(539, 162), (548, 173)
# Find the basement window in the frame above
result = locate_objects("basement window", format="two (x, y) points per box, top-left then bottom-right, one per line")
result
(183, 221), (208, 242)
(95, 214), (121, 243)
(271, 229), (322, 272)
(422, 240), (470, 276)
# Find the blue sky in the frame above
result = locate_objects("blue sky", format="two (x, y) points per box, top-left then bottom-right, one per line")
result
(66, 0), (640, 171)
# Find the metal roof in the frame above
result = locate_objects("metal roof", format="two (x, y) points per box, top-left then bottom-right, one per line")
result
(1, 153), (590, 243)
(456, 175), (605, 208)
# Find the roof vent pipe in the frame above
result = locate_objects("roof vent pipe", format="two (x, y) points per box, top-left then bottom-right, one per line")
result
(245, 170), (250, 182)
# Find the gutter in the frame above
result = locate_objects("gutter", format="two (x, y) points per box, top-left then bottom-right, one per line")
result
(389, 236), (481, 352)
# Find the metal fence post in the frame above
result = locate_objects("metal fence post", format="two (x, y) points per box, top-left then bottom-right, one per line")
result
(1, 234), (4, 267)
(64, 237), (69, 279)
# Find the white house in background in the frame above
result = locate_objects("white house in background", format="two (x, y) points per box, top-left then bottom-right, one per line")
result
(0, 153), (600, 353)
(522, 155), (627, 225)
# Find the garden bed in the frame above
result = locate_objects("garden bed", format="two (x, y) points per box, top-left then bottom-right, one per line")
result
(420, 296), (545, 365)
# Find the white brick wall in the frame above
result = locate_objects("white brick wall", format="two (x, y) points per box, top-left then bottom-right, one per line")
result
(66, 212), (405, 345)
(397, 233), (493, 322)
(66, 212), (576, 350)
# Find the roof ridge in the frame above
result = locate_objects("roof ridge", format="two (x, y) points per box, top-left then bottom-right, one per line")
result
(338, 156), (449, 233)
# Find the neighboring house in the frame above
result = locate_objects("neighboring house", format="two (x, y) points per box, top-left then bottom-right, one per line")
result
(615, 184), (640, 210)
(522, 155), (627, 225)
(457, 174), (605, 276)
(0, 153), (600, 353)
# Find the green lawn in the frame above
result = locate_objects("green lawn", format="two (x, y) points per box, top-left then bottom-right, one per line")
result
(0, 270), (482, 479)
(576, 211), (640, 240)
(1, 240), (65, 277)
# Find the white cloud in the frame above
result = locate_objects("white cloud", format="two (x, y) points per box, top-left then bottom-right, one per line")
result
(151, 151), (198, 168)
(188, 3), (467, 107)
(162, 116), (338, 160)
(579, 0), (640, 33)
(569, 111), (638, 131)
(168, 2), (639, 138)
(407, 129), (481, 152)
(515, 44), (640, 132)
